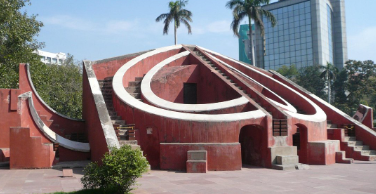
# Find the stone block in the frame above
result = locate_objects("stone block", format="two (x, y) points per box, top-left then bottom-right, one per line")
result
(187, 150), (207, 160)
(186, 160), (207, 173)
(276, 155), (299, 165)
(62, 169), (73, 177)
(270, 146), (297, 164)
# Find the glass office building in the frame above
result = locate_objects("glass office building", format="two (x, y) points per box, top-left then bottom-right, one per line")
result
(253, 0), (347, 70)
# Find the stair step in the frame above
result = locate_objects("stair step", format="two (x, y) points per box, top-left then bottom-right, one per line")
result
(348, 141), (363, 146)
(129, 81), (141, 87)
(273, 163), (309, 170)
(327, 124), (338, 128)
(125, 86), (141, 93)
(344, 136), (356, 142)
(111, 116), (122, 120)
(276, 155), (299, 165)
(130, 93), (141, 98)
(354, 145), (369, 151)
(112, 120), (126, 125)
(135, 77), (143, 82)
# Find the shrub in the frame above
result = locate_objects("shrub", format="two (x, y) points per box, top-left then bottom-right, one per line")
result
(81, 145), (149, 194)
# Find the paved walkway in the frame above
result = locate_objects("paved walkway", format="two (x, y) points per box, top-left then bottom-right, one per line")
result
(0, 161), (375, 194)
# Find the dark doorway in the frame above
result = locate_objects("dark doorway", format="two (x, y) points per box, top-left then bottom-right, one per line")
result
(293, 128), (300, 150)
(183, 83), (197, 104)
(239, 125), (265, 166)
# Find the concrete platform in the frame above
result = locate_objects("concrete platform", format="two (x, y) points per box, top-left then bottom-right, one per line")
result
(0, 161), (375, 194)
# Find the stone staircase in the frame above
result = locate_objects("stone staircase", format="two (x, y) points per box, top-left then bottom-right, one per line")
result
(342, 136), (376, 161)
(98, 77), (139, 149)
(271, 146), (309, 170)
(194, 50), (289, 136)
(327, 120), (376, 161)
(125, 76), (144, 101)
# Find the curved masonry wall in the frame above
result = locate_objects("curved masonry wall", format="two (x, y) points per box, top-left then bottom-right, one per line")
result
(141, 51), (249, 112)
(19, 64), (86, 139)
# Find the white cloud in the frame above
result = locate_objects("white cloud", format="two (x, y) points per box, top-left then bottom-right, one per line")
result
(348, 26), (376, 61)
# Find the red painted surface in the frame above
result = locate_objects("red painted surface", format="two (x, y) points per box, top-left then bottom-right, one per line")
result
(354, 105), (374, 129)
(307, 141), (337, 165)
(151, 65), (200, 103)
(272, 72), (376, 152)
(160, 144), (241, 171)
(58, 147), (91, 162)
(92, 52), (144, 80)
(0, 148), (10, 162)
(0, 89), (21, 150)
(10, 127), (54, 169)
(239, 125), (268, 167)
(186, 161), (207, 173)
(82, 68), (108, 163)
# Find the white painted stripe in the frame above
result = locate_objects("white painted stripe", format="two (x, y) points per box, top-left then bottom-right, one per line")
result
(112, 45), (266, 122)
(205, 53), (297, 113)
(199, 46), (326, 122)
(141, 51), (249, 112)
(89, 78), (102, 95)
(24, 92), (90, 152)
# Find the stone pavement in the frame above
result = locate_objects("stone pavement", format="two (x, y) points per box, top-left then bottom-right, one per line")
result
(0, 161), (375, 194)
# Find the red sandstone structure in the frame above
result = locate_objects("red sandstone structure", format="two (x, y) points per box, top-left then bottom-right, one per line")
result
(0, 45), (375, 172)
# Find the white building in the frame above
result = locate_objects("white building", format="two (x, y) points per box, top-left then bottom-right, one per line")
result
(35, 50), (67, 65)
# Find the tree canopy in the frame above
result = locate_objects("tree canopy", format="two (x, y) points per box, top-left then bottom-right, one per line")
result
(277, 60), (376, 120)
(156, 0), (193, 45)
(0, 0), (44, 88)
(226, 0), (276, 66)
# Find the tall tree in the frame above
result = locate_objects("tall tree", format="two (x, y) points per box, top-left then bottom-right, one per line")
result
(296, 65), (326, 100)
(156, 0), (192, 45)
(319, 62), (337, 103)
(276, 65), (299, 82)
(226, 0), (276, 67)
(0, 0), (44, 88)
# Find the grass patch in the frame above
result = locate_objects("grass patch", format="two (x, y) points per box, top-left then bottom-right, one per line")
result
(51, 189), (104, 194)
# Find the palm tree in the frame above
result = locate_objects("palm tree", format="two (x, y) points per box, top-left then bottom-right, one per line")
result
(226, 0), (276, 67)
(320, 62), (337, 103)
(156, 0), (193, 45)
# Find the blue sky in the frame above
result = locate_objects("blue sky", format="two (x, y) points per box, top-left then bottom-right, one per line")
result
(24, 0), (376, 62)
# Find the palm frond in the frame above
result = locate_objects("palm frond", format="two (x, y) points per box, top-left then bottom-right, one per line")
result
(181, 19), (192, 34)
(226, 0), (244, 9)
(260, 9), (276, 27)
(156, 13), (170, 22)
(230, 12), (247, 37)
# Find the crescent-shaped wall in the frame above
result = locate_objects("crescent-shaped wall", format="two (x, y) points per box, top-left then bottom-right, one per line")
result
(141, 51), (250, 112)
(113, 45), (266, 122)
(18, 64), (86, 139)
(21, 92), (90, 152)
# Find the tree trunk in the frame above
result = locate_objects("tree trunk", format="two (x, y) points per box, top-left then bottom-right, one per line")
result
(248, 18), (256, 67)
(174, 23), (177, 45)
(327, 70), (331, 103)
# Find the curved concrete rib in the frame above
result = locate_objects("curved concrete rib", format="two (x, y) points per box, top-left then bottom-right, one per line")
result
(20, 92), (90, 152)
(113, 45), (266, 122)
(205, 53), (297, 113)
(199, 46), (326, 122)
(26, 64), (84, 122)
(141, 51), (249, 112)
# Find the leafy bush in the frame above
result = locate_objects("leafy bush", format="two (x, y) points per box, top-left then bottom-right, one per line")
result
(81, 145), (149, 194)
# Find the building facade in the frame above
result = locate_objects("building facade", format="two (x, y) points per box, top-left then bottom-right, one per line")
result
(254, 0), (347, 70)
(238, 24), (255, 65)
(35, 50), (67, 65)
